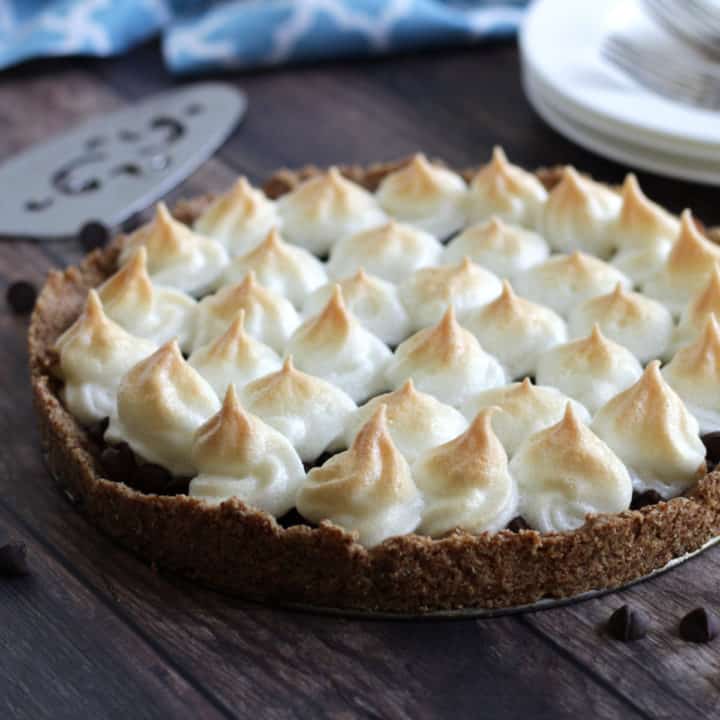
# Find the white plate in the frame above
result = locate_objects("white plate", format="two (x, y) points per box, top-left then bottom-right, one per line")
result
(524, 70), (720, 185)
(520, 0), (720, 149)
(524, 62), (720, 163)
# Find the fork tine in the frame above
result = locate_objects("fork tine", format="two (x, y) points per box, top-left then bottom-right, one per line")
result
(602, 36), (720, 109)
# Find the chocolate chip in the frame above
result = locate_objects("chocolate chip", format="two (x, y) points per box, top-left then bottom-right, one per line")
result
(679, 607), (719, 643)
(133, 463), (172, 494)
(630, 489), (664, 510)
(277, 508), (309, 529)
(702, 433), (720, 465)
(78, 220), (109, 252)
(507, 516), (530, 532)
(0, 541), (29, 577)
(86, 417), (109, 443)
(6, 280), (37, 315)
(607, 605), (649, 641)
(101, 443), (137, 482)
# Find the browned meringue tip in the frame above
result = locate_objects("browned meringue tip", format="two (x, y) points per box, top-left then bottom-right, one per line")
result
(437, 304), (458, 331)
(258, 226), (283, 249)
(697, 313), (720, 348)
(281, 355), (295, 373)
(499, 278), (515, 298)
(83, 289), (105, 321)
(486, 215), (506, 232)
(589, 322), (607, 343)
(237, 269), (258, 289)
(154, 201), (175, 225)
(221, 383), (242, 414)
(457, 256), (474, 272)
(352, 403), (391, 451)
(490, 145), (508, 166)
(305, 285), (352, 339)
(559, 401), (585, 433)
(350, 267), (370, 283)
(398, 378), (417, 396)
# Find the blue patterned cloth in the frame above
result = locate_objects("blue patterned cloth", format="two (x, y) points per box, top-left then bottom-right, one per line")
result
(0, 1), (526, 74)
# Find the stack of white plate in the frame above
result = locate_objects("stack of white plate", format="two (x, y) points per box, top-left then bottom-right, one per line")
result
(519, 0), (720, 185)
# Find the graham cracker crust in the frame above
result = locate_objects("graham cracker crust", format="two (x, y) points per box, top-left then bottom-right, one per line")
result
(27, 160), (720, 613)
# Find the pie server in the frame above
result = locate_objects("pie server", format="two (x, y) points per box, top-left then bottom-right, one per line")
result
(0, 83), (247, 240)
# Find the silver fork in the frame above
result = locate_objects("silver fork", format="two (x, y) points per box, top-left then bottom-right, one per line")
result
(602, 34), (720, 110)
(643, 0), (720, 60)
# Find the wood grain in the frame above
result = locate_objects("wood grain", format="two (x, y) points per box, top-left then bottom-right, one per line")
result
(2, 39), (720, 720)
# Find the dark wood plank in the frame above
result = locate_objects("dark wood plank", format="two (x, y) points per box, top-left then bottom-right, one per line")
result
(0, 505), (226, 720)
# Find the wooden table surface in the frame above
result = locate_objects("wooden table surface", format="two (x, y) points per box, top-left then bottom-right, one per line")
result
(2, 39), (720, 720)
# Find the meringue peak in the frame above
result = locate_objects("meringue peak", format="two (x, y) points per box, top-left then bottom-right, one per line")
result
(616, 174), (677, 239)
(202, 311), (253, 358)
(680, 314), (720, 373)
(688, 263), (720, 326)
(667, 210), (720, 274)
(98, 246), (154, 311)
(302, 285), (353, 345)
(54, 290), (137, 361)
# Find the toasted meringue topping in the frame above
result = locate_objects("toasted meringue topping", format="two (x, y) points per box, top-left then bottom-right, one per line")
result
(303, 269), (412, 346)
(592, 362), (706, 496)
(461, 378), (591, 456)
(466, 146), (548, 228)
(220, 228), (328, 307)
(193, 177), (281, 256)
(241, 356), (356, 462)
(536, 325), (643, 414)
(327, 220), (442, 283)
(277, 167), (386, 255)
(609, 175), (681, 284)
(542, 167), (622, 259)
(415, 407), (519, 537)
(514, 251), (631, 318)
(119, 203), (228, 295)
(663, 315), (720, 434)
(97, 247), (197, 352)
(386, 306), (506, 407)
(615, 174), (680, 252)
(462, 280), (568, 379)
(568, 283), (673, 363)
(105, 341), (220, 475)
(53, 290), (157, 424)
(188, 385), (304, 516)
(192, 271), (300, 352)
(643, 210), (720, 315)
(511, 404), (632, 533)
(376, 154), (467, 238)
(287, 287), (392, 402)
(399, 257), (502, 330)
(443, 216), (549, 278)
(673, 263), (720, 350)
(344, 379), (468, 463)
(188, 311), (282, 398)
(296, 405), (422, 547)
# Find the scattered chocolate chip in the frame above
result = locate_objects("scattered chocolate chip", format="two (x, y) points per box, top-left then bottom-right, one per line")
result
(6, 280), (37, 315)
(277, 508), (309, 529)
(78, 220), (109, 252)
(0, 541), (29, 577)
(702, 433), (720, 465)
(507, 516), (530, 532)
(679, 607), (719, 643)
(101, 443), (137, 482)
(606, 605), (649, 641)
(630, 489), (664, 510)
(86, 417), (109, 443)
(133, 463), (172, 494)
